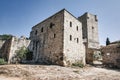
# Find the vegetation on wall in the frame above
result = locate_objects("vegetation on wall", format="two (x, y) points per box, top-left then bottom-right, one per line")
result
(15, 46), (33, 63)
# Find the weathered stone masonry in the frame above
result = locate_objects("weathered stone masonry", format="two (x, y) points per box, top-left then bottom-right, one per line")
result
(30, 9), (100, 66)
(0, 36), (30, 63)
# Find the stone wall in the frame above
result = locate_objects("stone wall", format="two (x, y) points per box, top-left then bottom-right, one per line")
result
(0, 36), (30, 63)
(86, 48), (101, 64)
(0, 40), (5, 49)
(63, 10), (85, 66)
(101, 43), (120, 68)
(30, 9), (64, 65)
(0, 38), (12, 61)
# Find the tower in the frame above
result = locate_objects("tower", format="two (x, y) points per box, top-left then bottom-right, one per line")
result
(78, 12), (99, 49)
(78, 12), (100, 64)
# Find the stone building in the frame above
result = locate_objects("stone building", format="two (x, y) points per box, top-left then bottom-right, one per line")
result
(0, 36), (30, 63)
(30, 9), (100, 66)
(101, 41), (120, 68)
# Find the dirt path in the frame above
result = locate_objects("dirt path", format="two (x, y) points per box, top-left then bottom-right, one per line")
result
(0, 65), (120, 80)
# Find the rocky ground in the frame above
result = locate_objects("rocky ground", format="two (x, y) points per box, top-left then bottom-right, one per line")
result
(0, 64), (120, 80)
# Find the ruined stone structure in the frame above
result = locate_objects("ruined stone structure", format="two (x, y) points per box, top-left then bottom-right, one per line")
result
(0, 36), (30, 63)
(101, 41), (120, 68)
(0, 40), (5, 49)
(30, 9), (100, 66)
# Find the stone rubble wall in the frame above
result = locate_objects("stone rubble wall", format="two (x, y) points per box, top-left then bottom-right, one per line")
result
(101, 43), (120, 68)
(30, 9), (64, 65)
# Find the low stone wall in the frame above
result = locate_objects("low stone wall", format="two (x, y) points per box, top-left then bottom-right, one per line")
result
(86, 48), (101, 64)
(101, 44), (120, 68)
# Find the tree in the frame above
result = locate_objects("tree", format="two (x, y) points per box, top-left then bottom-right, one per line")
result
(0, 34), (12, 40)
(106, 37), (110, 45)
(15, 46), (33, 63)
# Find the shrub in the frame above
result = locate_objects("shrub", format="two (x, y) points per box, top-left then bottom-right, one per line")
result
(15, 46), (33, 63)
(15, 47), (28, 62)
(0, 58), (7, 65)
(72, 62), (84, 68)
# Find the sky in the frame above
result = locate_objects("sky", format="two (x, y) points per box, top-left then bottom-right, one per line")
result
(0, 0), (120, 45)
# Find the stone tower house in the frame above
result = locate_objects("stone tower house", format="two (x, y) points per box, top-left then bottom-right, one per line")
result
(30, 9), (99, 66)
(78, 13), (99, 49)
(78, 13), (100, 64)
(30, 9), (85, 66)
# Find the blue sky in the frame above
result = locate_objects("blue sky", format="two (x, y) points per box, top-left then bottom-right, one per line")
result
(0, 0), (120, 45)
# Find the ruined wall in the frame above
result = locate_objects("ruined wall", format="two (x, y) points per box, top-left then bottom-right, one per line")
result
(101, 43), (120, 68)
(0, 36), (30, 63)
(86, 48), (101, 64)
(63, 10), (85, 66)
(30, 10), (64, 65)
(78, 13), (99, 49)
(0, 38), (12, 61)
(0, 40), (5, 49)
(8, 36), (30, 63)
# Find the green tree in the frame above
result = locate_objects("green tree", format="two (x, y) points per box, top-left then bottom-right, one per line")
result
(0, 34), (12, 40)
(106, 37), (110, 45)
